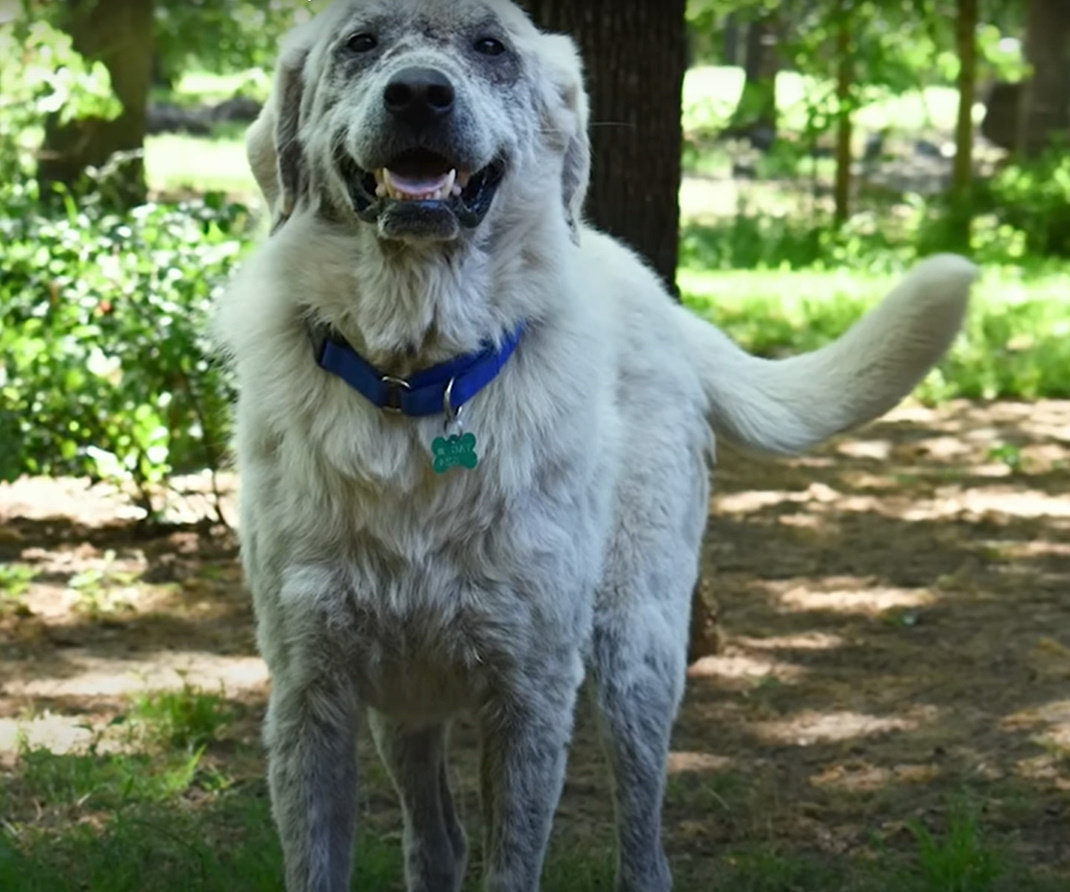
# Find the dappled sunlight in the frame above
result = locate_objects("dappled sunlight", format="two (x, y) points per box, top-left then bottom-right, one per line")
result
(0, 713), (95, 760)
(687, 649), (807, 685)
(752, 706), (938, 747)
(4, 400), (1070, 884)
(770, 578), (935, 615)
(810, 761), (939, 793)
(955, 487), (1070, 520)
(5, 651), (267, 700)
(667, 751), (732, 774)
(835, 439), (894, 461)
(1014, 753), (1070, 791)
(714, 477), (1070, 527)
(736, 632), (845, 652)
(0, 477), (145, 525)
(1004, 697), (1070, 755)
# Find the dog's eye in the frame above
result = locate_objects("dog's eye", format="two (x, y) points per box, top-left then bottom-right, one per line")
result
(474, 37), (507, 56)
(346, 33), (378, 53)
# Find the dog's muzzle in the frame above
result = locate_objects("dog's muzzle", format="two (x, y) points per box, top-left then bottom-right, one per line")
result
(339, 67), (507, 240)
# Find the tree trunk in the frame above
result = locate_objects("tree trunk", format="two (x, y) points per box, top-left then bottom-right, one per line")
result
(949, 0), (978, 250)
(521, 0), (688, 294)
(1017, 0), (1070, 157)
(38, 0), (154, 207)
(727, 13), (780, 149)
(833, 17), (854, 227)
(723, 14), (742, 66)
(523, 1), (721, 660)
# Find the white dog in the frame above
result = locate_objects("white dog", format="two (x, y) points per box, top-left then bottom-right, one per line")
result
(214, 1), (976, 889)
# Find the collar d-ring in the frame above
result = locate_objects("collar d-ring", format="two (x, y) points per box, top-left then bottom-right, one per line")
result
(443, 378), (464, 427)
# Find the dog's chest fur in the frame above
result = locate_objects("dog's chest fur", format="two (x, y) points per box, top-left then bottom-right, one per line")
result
(243, 409), (614, 718)
(224, 227), (621, 717)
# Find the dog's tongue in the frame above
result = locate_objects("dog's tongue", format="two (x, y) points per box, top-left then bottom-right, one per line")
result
(383, 168), (456, 199)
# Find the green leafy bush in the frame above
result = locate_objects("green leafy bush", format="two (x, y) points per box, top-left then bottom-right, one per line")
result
(980, 148), (1070, 258)
(0, 15), (252, 512)
(0, 183), (250, 508)
(0, 19), (121, 183)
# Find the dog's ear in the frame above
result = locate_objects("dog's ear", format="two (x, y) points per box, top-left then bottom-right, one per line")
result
(247, 24), (315, 233)
(536, 34), (591, 242)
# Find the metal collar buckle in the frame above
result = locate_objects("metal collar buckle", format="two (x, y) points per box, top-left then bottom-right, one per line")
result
(381, 375), (411, 414)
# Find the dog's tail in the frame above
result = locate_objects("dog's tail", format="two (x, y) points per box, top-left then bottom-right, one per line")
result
(675, 254), (977, 456)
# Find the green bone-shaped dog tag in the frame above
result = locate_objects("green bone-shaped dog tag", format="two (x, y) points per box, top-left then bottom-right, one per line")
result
(432, 432), (479, 474)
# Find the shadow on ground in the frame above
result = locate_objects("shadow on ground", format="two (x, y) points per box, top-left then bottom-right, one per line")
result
(2, 399), (1069, 890)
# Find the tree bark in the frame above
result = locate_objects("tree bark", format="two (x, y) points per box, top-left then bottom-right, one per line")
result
(949, 0), (978, 250)
(38, 0), (155, 207)
(521, 0), (688, 294)
(521, 3), (721, 660)
(833, 16), (854, 227)
(726, 13), (780, 149)
(1017, 0), (1070, 157)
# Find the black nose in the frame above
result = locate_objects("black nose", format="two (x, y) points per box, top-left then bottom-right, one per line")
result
(383, 67), (455, 128)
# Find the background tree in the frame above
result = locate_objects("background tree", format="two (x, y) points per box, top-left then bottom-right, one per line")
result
(1017, 0), (1070, 157)
(523, 0), (714, 657)
(37, 0), (154, 207)
(726, 9), (781, 148)
(521, 0), (689, 294)
(832, 4), (854, 227)
(949, 0), (978, 249)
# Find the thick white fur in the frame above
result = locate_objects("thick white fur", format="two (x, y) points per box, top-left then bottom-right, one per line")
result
(215, 2), (976, 890)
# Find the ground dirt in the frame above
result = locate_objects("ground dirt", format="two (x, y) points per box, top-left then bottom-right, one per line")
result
(2, 399), (1069, 887)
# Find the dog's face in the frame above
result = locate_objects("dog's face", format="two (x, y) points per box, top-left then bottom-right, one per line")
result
(252, 0), (590, 245)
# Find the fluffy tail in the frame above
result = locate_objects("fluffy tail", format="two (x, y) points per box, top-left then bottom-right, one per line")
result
(676, 254), (977, 456)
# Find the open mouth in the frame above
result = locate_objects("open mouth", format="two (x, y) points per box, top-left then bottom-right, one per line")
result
(342, 148), (506, 232)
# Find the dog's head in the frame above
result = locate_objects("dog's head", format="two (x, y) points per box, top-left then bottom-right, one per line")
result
(249, 0), (590, 245)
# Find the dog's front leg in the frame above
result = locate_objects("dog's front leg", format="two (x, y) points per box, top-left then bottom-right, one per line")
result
(265, 667), (360, 892)
(479, 654), (584, 892)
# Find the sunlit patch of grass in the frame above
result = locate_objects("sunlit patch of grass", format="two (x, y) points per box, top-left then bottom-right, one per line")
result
(680, 262), (1070, 405)
(145, 130), (257, 199)
(0, 562), (37, 617)
(682, 67), (959, 143)
(907, 798), (1002, 892)
(67, 567), (139, 621)
(13, 738), (203, 812)
(172, 70), (270, 105)
(128, 678), (235, 751)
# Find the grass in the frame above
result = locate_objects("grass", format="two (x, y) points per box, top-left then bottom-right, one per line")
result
(128, 680), (235, 750)
(145, 65), (962, 199)
(1, 684), (1062, 892)
(2, 738), (1062, 892)
(5, 63), (1069, 890)
(682, 66), (962, 145)
(0, 562), (36, 617)
(146, 127), (259, 199)
(680, 249), (1070, 404)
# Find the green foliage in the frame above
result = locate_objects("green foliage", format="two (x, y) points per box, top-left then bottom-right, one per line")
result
(0, 563), (37, 617)
(0, 19), (120, 180)
(681, 259), (1070, 405)
(680, 214), (912, 273)
(0, 178), (248, 509)
(981, 148), (1070, 258)
(16, 740), (203, 810)
(907, 800), (1002, 892)
(154, 1), (303, 85)
(129, 681), (235, 751)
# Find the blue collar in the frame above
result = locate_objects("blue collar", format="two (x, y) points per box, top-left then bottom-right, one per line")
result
(313, 323), (524, 417)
